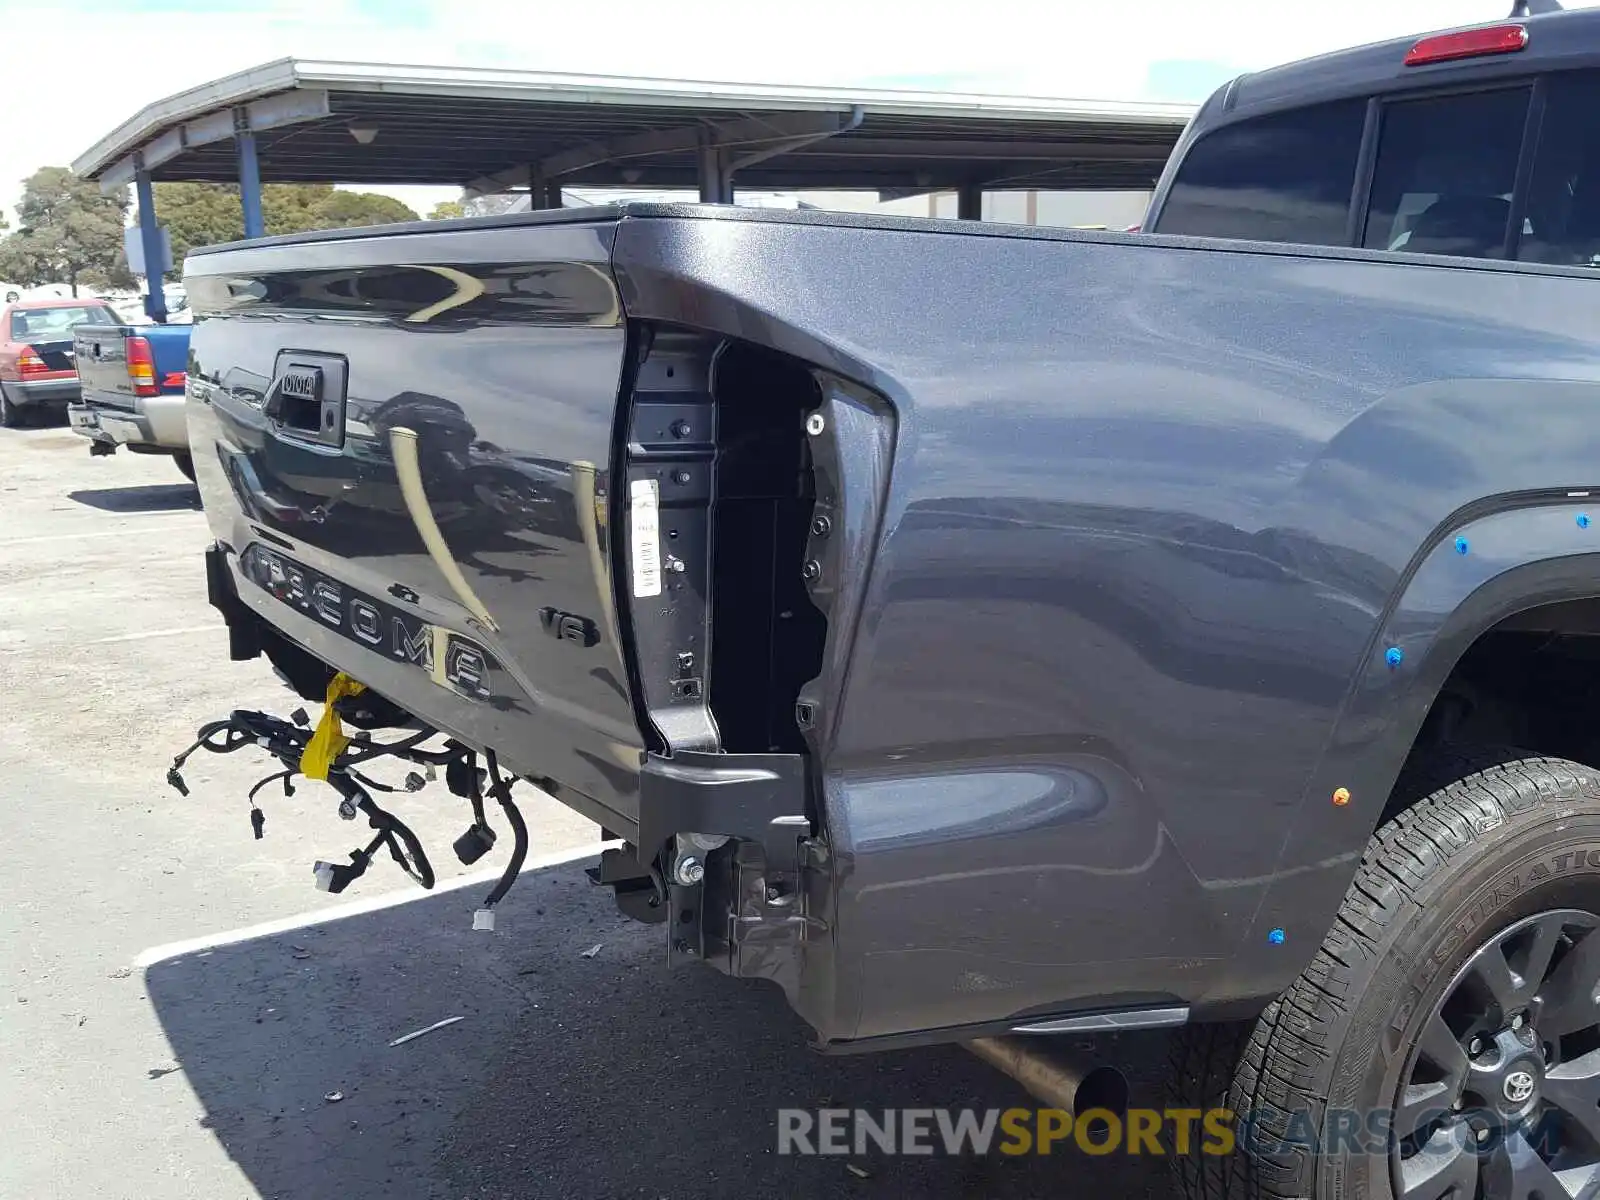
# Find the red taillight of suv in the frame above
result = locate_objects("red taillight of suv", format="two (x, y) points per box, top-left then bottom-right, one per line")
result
(125, 336), (158, 397)
(17, 346), (48, 378)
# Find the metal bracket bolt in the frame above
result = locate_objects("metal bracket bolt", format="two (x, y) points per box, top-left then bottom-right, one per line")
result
(673, 855), (704, 886)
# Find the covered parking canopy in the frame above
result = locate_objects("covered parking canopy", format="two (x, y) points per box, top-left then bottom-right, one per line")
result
(71, 58), (1194, 318)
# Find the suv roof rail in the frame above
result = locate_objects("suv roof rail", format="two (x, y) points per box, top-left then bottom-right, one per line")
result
(1510, 0), (1562, 15)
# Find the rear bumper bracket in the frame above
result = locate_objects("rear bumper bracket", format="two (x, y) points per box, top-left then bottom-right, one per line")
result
(636, 749), (810, 873)
(206, 542), (263, 662)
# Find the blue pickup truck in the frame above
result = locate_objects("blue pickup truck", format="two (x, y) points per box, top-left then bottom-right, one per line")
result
(67, 321), (194, 480)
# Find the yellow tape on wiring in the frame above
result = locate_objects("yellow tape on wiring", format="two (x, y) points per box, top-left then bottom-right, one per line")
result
(300, 672), (367, 781)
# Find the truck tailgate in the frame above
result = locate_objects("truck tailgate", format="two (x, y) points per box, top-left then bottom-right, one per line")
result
(74, 324), (137, 407)
(184, 219), (646, 831)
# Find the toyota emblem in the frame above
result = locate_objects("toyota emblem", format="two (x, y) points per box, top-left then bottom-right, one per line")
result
(1504, 1070), (1537, 1104)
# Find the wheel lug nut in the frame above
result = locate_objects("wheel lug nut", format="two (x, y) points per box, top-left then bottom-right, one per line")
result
(1469, 1036), (1485, 1056)
(1452, 1097), (1464, 1111)
(1475, 1126), (1490, 1144)
(1512, 1012), (1527, 1031)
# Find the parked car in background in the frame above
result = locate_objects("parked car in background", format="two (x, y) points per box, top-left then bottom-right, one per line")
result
(68, 322), (193, 479)
(0, 298), (121, 427)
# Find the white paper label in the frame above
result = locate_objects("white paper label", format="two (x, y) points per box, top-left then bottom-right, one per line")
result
(629, 478), (662, 598)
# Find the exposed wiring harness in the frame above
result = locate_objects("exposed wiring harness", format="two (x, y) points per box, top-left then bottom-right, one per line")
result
(167, 705), (531, 921)
(479, 750), (528, 915)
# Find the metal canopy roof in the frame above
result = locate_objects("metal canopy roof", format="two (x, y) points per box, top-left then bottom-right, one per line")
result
(72, 58), (1195, 196)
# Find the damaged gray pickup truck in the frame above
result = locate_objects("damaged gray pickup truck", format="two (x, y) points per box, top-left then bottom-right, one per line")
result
(175, 8), (1600, 1198)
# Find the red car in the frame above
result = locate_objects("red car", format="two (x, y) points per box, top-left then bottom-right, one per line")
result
(0, 296), (122, 427)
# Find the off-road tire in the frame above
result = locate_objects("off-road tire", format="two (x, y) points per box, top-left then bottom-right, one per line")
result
(1168, 746), (1600, 1199)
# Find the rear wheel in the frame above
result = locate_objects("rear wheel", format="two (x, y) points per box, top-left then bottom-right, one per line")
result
(1170, 749), (1600, 1199)
(173, 452), (196, 483)
(0, 386), (18, 428)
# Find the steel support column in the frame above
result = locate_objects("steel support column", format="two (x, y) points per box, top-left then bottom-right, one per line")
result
(698, 137), (730, 204)
(235, 123), (264, 239)
(523, 164), (563, 210)
(957, 183), (983, 220)
(133, 163), (167, 324)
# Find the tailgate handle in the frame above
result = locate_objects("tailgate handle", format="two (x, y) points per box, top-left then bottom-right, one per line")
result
(264, 352), (348, 448)
(261, 375), (285, 420)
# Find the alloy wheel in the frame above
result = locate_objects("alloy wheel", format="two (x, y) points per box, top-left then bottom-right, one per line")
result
(1394, 908), (1600, 1199)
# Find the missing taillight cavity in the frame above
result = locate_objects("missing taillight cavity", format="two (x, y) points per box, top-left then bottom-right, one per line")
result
(707, 341), (827, 755)
(614, 326), (828, 758)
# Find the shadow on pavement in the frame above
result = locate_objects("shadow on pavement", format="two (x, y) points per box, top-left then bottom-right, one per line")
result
(5, 410), (71, 431)
(68, 483), (200, 513)
(145, 860), (1172, 1200)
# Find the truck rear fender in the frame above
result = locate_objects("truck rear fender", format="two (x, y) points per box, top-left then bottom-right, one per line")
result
(1220, 501), (1600, 1010)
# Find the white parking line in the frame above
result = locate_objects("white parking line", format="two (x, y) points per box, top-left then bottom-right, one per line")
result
(84, 625), (224, 646)
(0, 524), (199, 547)
(132, 840), (613, 968)
(0, 625), (226, 654)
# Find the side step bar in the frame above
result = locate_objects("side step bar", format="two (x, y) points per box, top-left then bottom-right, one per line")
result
(1010, 1005), (1189, 1035)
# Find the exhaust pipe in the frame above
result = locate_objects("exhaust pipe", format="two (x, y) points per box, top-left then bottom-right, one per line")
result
(966, 1036), (1129, 1115)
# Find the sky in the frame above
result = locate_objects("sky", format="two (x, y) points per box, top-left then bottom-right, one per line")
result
(5, 0), (1594, 221)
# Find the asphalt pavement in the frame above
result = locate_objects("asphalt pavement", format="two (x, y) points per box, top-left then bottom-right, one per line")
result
(0, 423), (1172, 1199)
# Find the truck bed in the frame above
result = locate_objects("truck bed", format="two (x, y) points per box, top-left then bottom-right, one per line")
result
(182, 203), (1600, 1048)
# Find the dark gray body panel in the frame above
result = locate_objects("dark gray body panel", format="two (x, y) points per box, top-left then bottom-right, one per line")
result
(185, 222), (642, 833)
(185, 205), (1600, 1044)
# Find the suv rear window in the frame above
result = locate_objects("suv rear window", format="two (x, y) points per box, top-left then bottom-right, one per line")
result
(1361, 87), (1529, 259)
(1154, 99), (1367, 245)
(9, 305), (117, 341)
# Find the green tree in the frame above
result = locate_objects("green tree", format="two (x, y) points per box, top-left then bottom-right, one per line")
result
(144, 182), (418, 260)
(0, 167), (129, 295)
(152, 181), (247, 261)
(428, 190), (523, 220)
(262, 182), (333, 235)
(303, 189), (417, 229)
